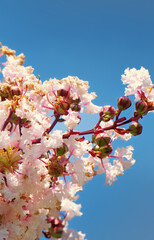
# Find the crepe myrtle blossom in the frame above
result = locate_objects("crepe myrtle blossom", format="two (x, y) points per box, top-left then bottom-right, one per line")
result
(121, 67), (154, 103)
(0, 44), (153, 240)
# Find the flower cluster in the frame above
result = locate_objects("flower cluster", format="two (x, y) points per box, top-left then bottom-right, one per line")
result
(0, 44), (153, 240)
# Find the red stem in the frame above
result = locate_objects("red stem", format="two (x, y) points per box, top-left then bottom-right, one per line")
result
(32, 113), (142, 143)
(1, 110), (13, 131)
(43, 115), (60, 135)
(32, 115), (60, 144)
(63, 115), (141, 139)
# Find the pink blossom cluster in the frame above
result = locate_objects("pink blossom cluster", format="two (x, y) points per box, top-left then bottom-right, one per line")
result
(0, 44), (153, 240)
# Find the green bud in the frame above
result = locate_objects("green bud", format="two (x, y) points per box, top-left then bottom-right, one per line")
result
(135, 100), (148, 115)
(72, 98), (80, 104)
(129, 122), (142, 136)
(70, 103), (81, 112)
(93, 145), (100, 152)
(55, 97), (70, 115)
(99, 144), (113, 157)
(55, 144), (68, 156)
(94, 133), (111, 147)
(100, 105), (116, 122)
(48, 156), (65, 177)
(51, 232), (63, 238)
(93, 144), (113, 158)
(117, 96), (131, 110)
(57, 89), (69, 98)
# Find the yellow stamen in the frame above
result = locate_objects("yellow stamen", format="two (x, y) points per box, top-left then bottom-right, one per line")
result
(146, 86), (154, 93)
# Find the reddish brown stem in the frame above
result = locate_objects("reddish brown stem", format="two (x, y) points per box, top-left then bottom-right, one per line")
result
(93, 118), (102, 129)
(43, 115), (60, 135)
(32, 115), (60, 144)
(1, 110), (13, 131)
(32, 111), (143, 144)
(63, 115), (142, 139)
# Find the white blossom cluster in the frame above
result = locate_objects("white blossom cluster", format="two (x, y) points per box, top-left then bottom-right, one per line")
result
(121, 67), (154, 102)
(0, 45), (153, 240)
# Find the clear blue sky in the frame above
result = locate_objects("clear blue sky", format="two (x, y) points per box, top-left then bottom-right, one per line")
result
(1, 1), (154, 239)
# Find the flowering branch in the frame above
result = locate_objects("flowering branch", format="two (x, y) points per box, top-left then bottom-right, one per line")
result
(0, 44), (153, 240)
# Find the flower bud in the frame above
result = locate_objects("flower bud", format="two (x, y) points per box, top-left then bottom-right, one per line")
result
(100, 105), (116, 122)
(48, 156), (66, 177)
(55, 144), (68, 156)
(93, 144), (113, 158)
(55, 97), (70, 115)
(72, 98), (80, 104)
(70, 103), (81, 112)
(93, 145), (100, 152)
(135, 100), (148, 115)
(43, 217), (64, 239)
(134, 110), (139, 118)
(129, 122), (142, 136)
(99, 144), (113, 157)
(57, 89), (68, 98)
(117, 96), (131, 110)
(94, 133), (111, 147)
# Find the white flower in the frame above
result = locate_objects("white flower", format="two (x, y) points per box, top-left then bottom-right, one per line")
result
(95, 146), (135, 185)
(61, 228), (86, 240)
(61, 198), (82, 220)
(104, 161), (122, 185)
(66, 156), (95, 185)
(63, 110), (80, 129)
(121, 67), (153, 100)
(42, 130), (63, 149)
(0, 131), (11, 148)
(114, 146), (135, 170)
(113, 131), (132, 141)
(100, 119), (114, 136)
(56, 181), (82, 201)
(85, 101), (102, 114)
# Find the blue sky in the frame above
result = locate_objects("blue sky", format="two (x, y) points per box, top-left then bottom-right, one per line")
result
(1, 0), (154, 239)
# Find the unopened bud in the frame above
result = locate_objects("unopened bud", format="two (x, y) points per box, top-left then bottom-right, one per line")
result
(99, 144), (113, 157)
(72, 98), (80, 104)
(43, 217), (64, 239)
(117, 96), (131, 110)
(70, 103), (81, 112)
(129, 122), (142, 136)
(93, 144), (113, 158)
(94, 133), (111, 147)
(135, 100), (148, 115)
(134, 111), (139, 118)
(55, 97), (70, 115)
(51, 231), (63, 239)
(55, 144), (68, 156)
(57, 89), (68, 98)
(48, 156), (65, 177)
(100, 105), (116, 122)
